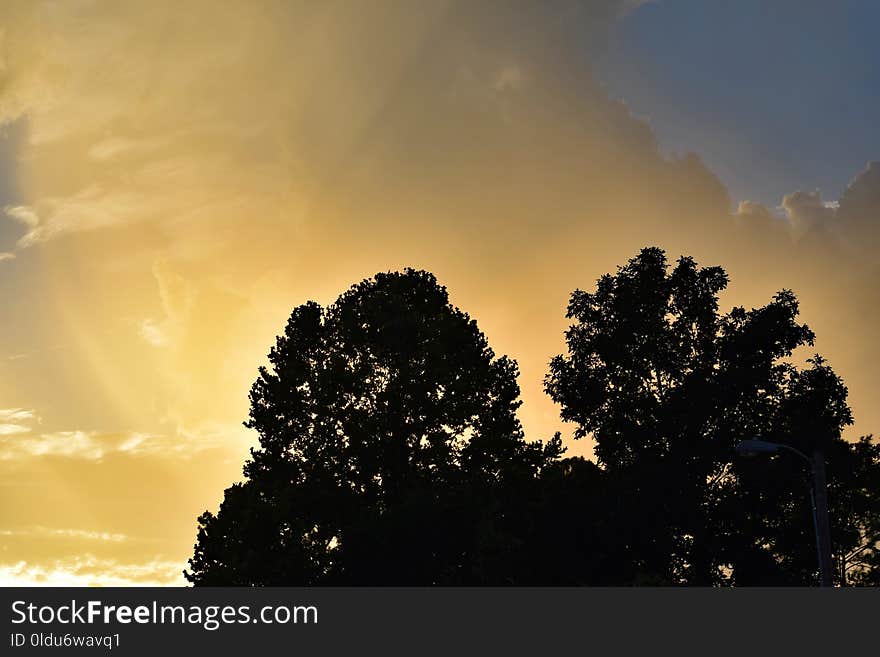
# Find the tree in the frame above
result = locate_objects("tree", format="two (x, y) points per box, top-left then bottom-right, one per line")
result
(545, 247), (880, 585)
(185, 269), (560, 585)
(827, 435), (880, 585)
(186, 254), (879, 586)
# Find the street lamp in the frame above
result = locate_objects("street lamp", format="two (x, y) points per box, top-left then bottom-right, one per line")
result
(734, 439), (834, 587)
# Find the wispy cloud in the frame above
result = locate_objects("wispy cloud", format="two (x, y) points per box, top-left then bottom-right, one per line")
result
(0, 425), (242, 461)
(3, 431), (143, 460)
(138, 318), (170, 347)
(4, 205), (38, 228)
(0, 527), (128, 543)
(0, 424), (31, 436)
(0, 409), (37, 436)
(0, 409), (37, 423)
(0, 556), (184, 587)
(0, 406), (241, 461)
(0, 430), (105, 460)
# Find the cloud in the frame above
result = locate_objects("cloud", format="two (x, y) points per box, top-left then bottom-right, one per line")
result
(0, 252), (14, 262)
(12, 186), (156, 247)
(0, 527), (127, 543)
(0, 424), (30, 435)
(780, 189), (836, 237)
(0, 430), (108, 460)
(0, 408), (37, 435)
(0, 428), (231, 461)
(0, 408), (36, 422)
(0, 0), (648, 248)
(0, 556), (184, 587)
(1, 0), (880, 587)
(4, 205), (38, 228)
(732, 162), (880, 259)
(735, 200), (779, 222)
(0, 430), (248, 586)
(0, 1), (311, 248)
(751, 162), (880, 254)
(2, 0), (878, 445)
(138, 319), (169, 347)
(836, 161), (880, 254)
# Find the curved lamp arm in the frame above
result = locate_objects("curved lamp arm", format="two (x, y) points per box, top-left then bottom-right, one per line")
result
(735, 439), (811, 467)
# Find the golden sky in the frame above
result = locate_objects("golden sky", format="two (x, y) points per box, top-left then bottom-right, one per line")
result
(2, 0), (879, 585)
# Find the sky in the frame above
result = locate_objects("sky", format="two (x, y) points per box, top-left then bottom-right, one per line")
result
(597, 0), (880, 208)
(1, 0), (879, 586)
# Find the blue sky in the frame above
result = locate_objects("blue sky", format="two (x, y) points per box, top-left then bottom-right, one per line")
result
(597, 0), (880, 209)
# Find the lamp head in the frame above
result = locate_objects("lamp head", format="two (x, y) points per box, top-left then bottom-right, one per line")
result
(735, 439), (781, 457)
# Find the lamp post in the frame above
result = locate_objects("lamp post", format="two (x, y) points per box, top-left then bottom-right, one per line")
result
(735, 439), (833, 587)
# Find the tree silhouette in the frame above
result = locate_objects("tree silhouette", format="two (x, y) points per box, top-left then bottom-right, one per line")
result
(546, 247), (880, 585)
(185, 269), (560, 585)
(187, 252), (879, 585)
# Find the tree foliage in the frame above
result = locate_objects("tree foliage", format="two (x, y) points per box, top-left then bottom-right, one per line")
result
(546, 247), (879, 584)
(185, 269), (560, 585)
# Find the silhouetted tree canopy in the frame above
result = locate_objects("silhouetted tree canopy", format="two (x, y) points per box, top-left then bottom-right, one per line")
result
(546, 247), (879, 585)
(185, 269), (561, 585)
(187, 251), (879, 586)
